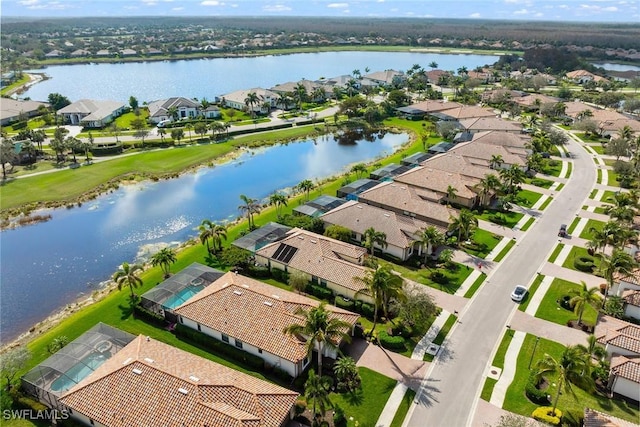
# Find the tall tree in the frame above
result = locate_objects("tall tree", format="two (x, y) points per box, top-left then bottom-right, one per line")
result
(150, 247), (177, 278)
(198, 219), (215, 253)
(417, 226), (445, 263)
(238, 194), (261, 229)
(350, 163), (367, 179)
(210, 224), (227, 253)
(0, 139), (17, 180)
(333, 356), (361, 392)
(283, 302), (352, 376)
(112, 262), (144, 298)
(0, 347), (31, 391)
(363, 227), (387, 256)
(448, 209), (478, 243)
(597, 249), (636, 305)
(297, 179), (314, 201)
(569, 281), (602, 325)
(244, 92), (260, 118)
(269, 192), (288, 218)
(355, 265), (405, 334)
(304, 369), (333, 423)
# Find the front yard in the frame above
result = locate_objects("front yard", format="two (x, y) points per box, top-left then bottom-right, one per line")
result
(534, 278), (599, 327)
(516, 189), (543, 208)
(477, 210), (524, 229)
(377, 258), (474, 295)
(462, 228), (503, 258)
(561, 246), (602, 275)
(579, 218), (606, 241)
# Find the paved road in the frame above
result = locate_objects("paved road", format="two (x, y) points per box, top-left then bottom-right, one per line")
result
(404, 135), (597, 427)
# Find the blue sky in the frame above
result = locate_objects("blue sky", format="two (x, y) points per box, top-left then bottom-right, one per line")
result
(2, 0), (638, 22)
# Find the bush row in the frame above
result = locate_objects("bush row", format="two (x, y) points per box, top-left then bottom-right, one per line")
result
(574, 256), (595, 272)
(306, 283), (333, 300)
(174, 323), (265, 371)
(377, 331), (406, 351)
(227, 122), (293, 137)
(133, 303), (167, 328)
(532, 406), (562, 426)
(525, 374), (550, 405)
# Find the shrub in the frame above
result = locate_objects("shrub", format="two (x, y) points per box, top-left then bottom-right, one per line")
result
(431, 270), (448, 284)
(532, 407), (562, 425)
(574, 256), (594, 272)
(378, 331), (406, 351)
(246, 265), (270, 279)
(307, 283), (333, 300)
(333, 404), (347, 427)
(294, 399), (307, 416)
(353, 300), (375, 319)
(15, 395), (48, 411)
(525, 374), (550, 405)
(335, 296), (355, 310)
(270, 268), (289, 283)
(133, 303), (166, 327)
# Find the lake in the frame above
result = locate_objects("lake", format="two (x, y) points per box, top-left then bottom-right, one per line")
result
(22, 51), (499, 103)
(0, 131), (408, 343)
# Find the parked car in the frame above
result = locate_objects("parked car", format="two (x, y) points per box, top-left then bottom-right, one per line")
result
(157, 119), (172, 128)
(558, 224), (568, 237)
(511, 285), (528, 302)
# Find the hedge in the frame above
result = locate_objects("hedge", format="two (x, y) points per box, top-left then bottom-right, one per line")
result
(307, 283), (333, 300)
(335, 296), (355, 311)
(532, 407), (562, 425)
(525, 374), (550, 405)
(271, 268), (289, 283)
(377, 331), (406, 351)
(174, 323), (265, 371)
(574, 256), (595, 272)
(246, 265), (271, 279)
(133, 303), (167, 327)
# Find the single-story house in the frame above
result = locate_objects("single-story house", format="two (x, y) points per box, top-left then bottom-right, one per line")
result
(583, 408), (639, 427)
(363, 69), (406, 87)
(357, 181), (456, 228)
(0, 98), (49, 126)
(566, 69), (607, 84)
(270, 80), (327, 104)
(321, 200), (438, 261)
(419, 151), (495, 180)
(608, 354), (640, 403)
(596, 315), (640, 359)
(57, 99), (127, 128)
(401, 100), (462, 115)
(232, 222), (292, 252)
(457, 117), (523, 134)
(453, 140), (528, 171)
(147, 97), (203, 124)
(55, 331), (299, 427)
(221, 87), (279, 113)
(470, 131), (530, 149)
(429, 105), (496, 121)
(337, 178), (380, 200)
(369, 163), (413, 181)
(622, 290), (640, 321)
(563, 101), (598, 120)
(175, 271), (360, 378)
(612, 268), (640, 298)
(255, 228), (372, 302)
(428, 141), (455, 155)
(293, 195), (347, 218)
(401, 152), (434, 166)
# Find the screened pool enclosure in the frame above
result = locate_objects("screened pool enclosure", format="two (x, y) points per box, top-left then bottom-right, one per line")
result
(21, 323), (135, 408)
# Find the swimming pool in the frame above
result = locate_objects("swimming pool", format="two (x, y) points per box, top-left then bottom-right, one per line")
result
(162, 285), (204, 309)
(50, 352), (110, 392)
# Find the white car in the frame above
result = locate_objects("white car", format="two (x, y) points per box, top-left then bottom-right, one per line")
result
(511, 285), (528, 302)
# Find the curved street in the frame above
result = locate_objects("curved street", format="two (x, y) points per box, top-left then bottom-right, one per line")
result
(404, 133), (598, 426)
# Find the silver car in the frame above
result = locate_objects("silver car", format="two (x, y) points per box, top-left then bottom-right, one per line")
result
(511, 285), (528, 302)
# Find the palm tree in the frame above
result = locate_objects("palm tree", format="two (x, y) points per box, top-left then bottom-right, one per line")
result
(445, 185), (458, 206)
(499, 165), (526, 194)
(489, 154), (504, 170)
(417, 226), (445, 263)
(238, 194), (261, 230)
(535, 345), (594, 417)
(589, 221), (624, 253)
(576, 334), (607, 366)
(297, 179), (314, 201)
(199, 98), (210, 118)
(350, 163), (367, 179)
(363, 227), (387, 256)
(618, 125), (633, 141)
(293, 83), (308, 112)
(355, 265), (405, 334)
(185, 122), (193, 142)
(210, 224), (227, 253)
(597, 249), (636, 305)
(333, 356), (361, 392)
(304, 369), (333, 423)
(244, 92), (260, 118)
(167, 106), (179, 122)
(448, 209), (478, 243)
(150, 247), (177, 278)
(477, 174), (501, 206)
(198, 219), (215, 253)
(569, 281), (602, 325)
(112, 262), (144, 298)
(428, 61), (438, 70)
(283, 302), (352, 376)
(269, 192), (288, 218)
(312, 87), (326, 104)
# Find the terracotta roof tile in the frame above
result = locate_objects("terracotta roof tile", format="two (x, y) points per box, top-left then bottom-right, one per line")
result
(470, 131), (530, 149)
(175, 272), (359, 364)
(394, 164), (483, 199)
(622, 290), (640, 308)
(59, 336), (298, 427)
(583, 408), (639, 427)
(596, 315), (640, 355)
(610, 354), (640, 384)
(458, 117), (523, 132)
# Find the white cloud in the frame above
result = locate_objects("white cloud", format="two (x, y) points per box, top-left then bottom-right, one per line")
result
(141, 0), (158, 5)
(469, 12), (481, 18)
(513, 8), (530, 14)
(172, 6), (184, 11)
(263, 4), (292, 12)
(327, 3), (349, 8)
(201, 0), (224, 6)
(19, 0), (39, 5)
(580, 4), (618, 11)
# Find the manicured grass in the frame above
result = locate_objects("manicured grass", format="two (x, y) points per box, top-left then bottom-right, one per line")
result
(477, 210), (524, 229)
(540, 160), (562, 177)
(463, 228), (502, 259)
(377, 259), (473, 295)
(589, 189), (598, 199)
(561, 246), (602, 275)
(358, 316), (433, 358)
(527, 177), (554, 189)
(548, 244), (564, 263)
(590, 144), (606, 155)
(555, 183), (564, 191)
(564, 161), (572, 178)
(604, 159), (617, 167)
(480, 331), (514, 401)
(503, 334), (640, 424)
(519, 216), (535, 231)
(534, 278), (599, 327)
(606, 169), (620, 187)
(0, 73), (30, 96)
(330, 367), (397, 427)
(599, 190), (620, 203)
(597, 168), (603, 184)
(389, 388), (417, 427)
(463, 272), (487, 298)
(594, 206), (608, 214)
(579, 218), (606, 241)
(567, 217), (581, 234)
(493, 238), (516, 262)
(516, 189), (542, 208)
(537, 196), (552, 211)
(518, 274), (545, 312)
(424, 314), (457, 362)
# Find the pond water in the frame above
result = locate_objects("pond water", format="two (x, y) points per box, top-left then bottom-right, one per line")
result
(0, 131), (407, 343)
(592, 62), (640, 72)
(22, 50), (499, 103)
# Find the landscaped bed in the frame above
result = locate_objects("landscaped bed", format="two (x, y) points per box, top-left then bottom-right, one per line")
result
(477, 210), (524, 229)
(561, 246), (602, 275)
(533, 278), (599, 327)
(579, 218), (606, 241)
(377, 258), (473, 295)
(516, 189), (543, 208)
(463, 229), (502, 258)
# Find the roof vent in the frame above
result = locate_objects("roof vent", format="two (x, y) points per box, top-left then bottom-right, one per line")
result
(189, 375), (200, 382)
(356, 205), (363, 209)
(233, 290), (243, 296)
(298, 236), (304, 240)
(144, 358), (154, 363)
(122, 358), (132, 365)
(272, 294), (280, 299)
(132, 368), (142, 375)
(241, 284), (250, 288)
(310, 239), (317, 244)
(263, 301), (273, 307)
(178, 388), (189, 395)
(384, 213), (390, 217)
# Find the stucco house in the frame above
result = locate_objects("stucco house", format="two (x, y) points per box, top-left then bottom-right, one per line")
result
(255, 228), (372, 303)
(174, 271), (359, 378)
(458, 117), (523, 134)
(469, 131), (530, 149)
(58, 333), (299, 426)
(321, 200), (437, 261)
(0, 98), (49, 126)
(622, 290), (640, 321)
(221, 87), (278, 113)
(147, 97), (205, 123)
(57, 99), (126, 128)
(363, 69), (406, 87)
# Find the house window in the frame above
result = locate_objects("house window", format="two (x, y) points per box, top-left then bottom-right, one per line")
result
(311, 276), (319, 285)
(320, 279), (327, 287)
(303, 357), (309, 367)
(235, 339), (243, 349)
(197, 323), (201, 332)
(90, 420), (95, 426)
(178, 316), (183, 324)
(221, 334), (229, 343)
(258, 349), (263, 354)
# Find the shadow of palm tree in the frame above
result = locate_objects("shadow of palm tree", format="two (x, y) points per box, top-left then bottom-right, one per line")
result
(413, 377), (442, 408)
(342, 387), (364, 406)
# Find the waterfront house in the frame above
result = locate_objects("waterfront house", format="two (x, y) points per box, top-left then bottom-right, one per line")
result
(174, 271), (359, 378)
(293, 195), (347, 218)
(0, 99), (49, 126)
(458, 117), (523, 134)
(57, 99), (127, 128)
(147, 97), (202, 123)
(221, 87), (279, 113)
(336, 178), (380, 200)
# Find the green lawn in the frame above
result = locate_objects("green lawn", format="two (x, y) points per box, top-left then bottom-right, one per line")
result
(480, 331), (514, 401)
(464, 272), (487, 298)
(503, 334), (640, 424)
(493, 239), (516, 262)
(477, 210), (524, 229)
(330, 367), (397, 427)
(597, 168), (603, 184)
(527, 177), (554, 189)
(548, 244), (564, 263)
(540, 160), (562, 177)
(567, 217), (581, 234)
(561, 246), (602, 275)
(579, 218), (606, 241)
(516, 189), (543, 208)
(589, 144), (606, 155)
(423, 314), (457, 362)
(537, 196), (552, 211)
(520, 217), (535, 231)
(462, 229), (502, 259)
(555, 183), (564, 191)
(594, 206), (607, 214)
(377, 258), (473, 295)
(606, 169), (620, 187)
(534, 278), (599, 326)
(564, 161), (572, 178)
(518, 274), (545, 312)
(598, 190), (620, 203)
(389, 389), (417, 427)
